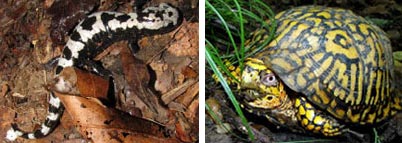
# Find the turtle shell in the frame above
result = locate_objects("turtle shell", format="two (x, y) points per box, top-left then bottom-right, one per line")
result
(254, 6), (398, 124)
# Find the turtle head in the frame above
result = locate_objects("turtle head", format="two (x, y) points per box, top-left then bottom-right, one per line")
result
(239, 58), (289, 110)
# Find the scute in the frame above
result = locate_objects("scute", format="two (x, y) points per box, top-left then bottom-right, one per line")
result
(255, 6), (395, 124)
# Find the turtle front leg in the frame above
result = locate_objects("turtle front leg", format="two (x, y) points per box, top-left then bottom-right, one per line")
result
(295, 97), (346, 136)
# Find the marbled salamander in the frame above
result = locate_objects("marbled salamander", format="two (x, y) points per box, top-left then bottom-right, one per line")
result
(6, 3), (182, 140)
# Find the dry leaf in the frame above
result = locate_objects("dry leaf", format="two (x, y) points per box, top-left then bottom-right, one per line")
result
(167, 22), (198, 56)
(54, 92), (180, 143)
(181, 66), (197, 79)
(75, 68), (109, 100)
(54, 67), (110, 101)
(120, 46), (169, 123)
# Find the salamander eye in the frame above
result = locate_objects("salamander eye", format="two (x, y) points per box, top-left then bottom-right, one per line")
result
(261, 73), (277, 86)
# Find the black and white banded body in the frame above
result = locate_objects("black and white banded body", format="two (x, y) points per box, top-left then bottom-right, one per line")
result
(6, 3), (182, 141)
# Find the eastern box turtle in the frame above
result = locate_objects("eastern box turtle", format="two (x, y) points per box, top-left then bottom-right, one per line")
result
(232, 6), (402, 136)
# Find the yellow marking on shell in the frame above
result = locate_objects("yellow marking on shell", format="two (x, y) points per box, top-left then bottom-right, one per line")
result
(271, 57), (293, 71)
(330, 99), (337, 109)
(337, 90), (347, 103)
(324, 21), (335, 28)
(353, 33), (364, 41)
(274, 11), (286, 19)
(334, 20), (343, 27)
(374, 70), (383, 105)
(360, 106), (371, 123)
(305, 101), (313, 108)
(297, 13), (314, 20)
(313, 56), (333, 81)
(317, 11), (331, 19)
(310, 27), (324, 35)
(336, 109), (345, 118)
(325, 30), (358, 59)
(312, 53), (325, 63)
(358, 23), (370, 35)
(274, 19), (292, 37)
(312, 95), (321, 105)
(342, 18), (352, 24)
(339, 37), (347, 46)
(307, 72), (315, 80)
(274, 20), (296, 42)
(358, 64), (366, 105)
(346, 65), (364, 106)
(328, 80), (335, 91)
(285, 22), (311, 48)
(392, 95), (402, 111)
(338, 91), (345, 100)
(347, 24), (357, 32)
(348, 64), (357, 101)
(365, 71), (375, 105)
(306, 17), (322, 26)
(380, 104), (391, 121)
(367, 112), (376, 124)
(366, 37), (376, 66)
(308, 7), (323, 12)
(322, 59), (340, 85)
(303, 34), (320, 47)
(347, 108), (360, 123)
(320, 90), (331, 105)
(375, 37), (385, 67)
(380, 69), (386, 104)
(296, 74), (307, 87)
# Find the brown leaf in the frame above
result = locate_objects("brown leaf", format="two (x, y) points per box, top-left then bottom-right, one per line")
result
(54, 92), (180, 143)
(54, 67), (110, 100)
(167, 22), (198, 56)
(1, 82), (8, 97)
(175, 113), (195, 142)
(75, 68), (109, 100)
(162, 79), (197, 105)
(181, 66), (198, 79)
(176, 81), (199, 107)
(120, 46), (169, 123)
(184, 95), (198, 122)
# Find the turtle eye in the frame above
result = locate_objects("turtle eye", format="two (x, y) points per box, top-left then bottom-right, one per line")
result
(261, 73), (277, 86)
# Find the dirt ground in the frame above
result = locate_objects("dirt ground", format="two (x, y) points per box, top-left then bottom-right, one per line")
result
(0, 0), (198, 142)
(206, 0), (402, 143)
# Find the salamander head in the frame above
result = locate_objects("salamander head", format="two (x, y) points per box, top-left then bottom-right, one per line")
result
(139, 3), (182, 31)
